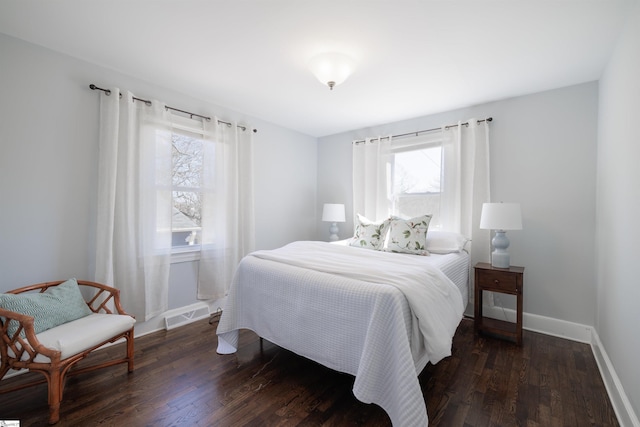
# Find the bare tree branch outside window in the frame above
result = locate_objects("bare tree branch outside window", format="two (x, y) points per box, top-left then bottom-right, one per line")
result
(171, 133), (204, 246)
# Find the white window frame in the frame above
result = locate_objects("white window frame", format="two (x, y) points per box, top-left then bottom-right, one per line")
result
(167, 114), (208, 263)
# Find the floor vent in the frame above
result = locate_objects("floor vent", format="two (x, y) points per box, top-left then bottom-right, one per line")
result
(164, 305), (211, 330)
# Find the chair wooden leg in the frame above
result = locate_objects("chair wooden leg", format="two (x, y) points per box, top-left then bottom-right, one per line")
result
(47, 370), (62, 424)
(126, 329), (135, 372)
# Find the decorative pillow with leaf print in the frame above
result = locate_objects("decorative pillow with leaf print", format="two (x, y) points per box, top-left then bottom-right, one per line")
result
(384, 214), (433, 255)
(349, 214), (391, 250)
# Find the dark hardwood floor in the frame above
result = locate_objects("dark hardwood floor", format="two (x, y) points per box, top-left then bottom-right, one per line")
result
(0, 317), (618, 426)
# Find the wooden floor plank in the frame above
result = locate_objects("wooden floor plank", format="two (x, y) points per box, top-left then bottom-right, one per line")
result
(0, 317), (619, 426)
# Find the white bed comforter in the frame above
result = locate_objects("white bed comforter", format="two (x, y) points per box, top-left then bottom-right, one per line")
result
(216, 241), (465, 426)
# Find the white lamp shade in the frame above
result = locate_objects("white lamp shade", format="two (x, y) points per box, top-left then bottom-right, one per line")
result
(480, 203), (522, 230)
(322, 203), (346, 222)
(308, 52), (355, 88)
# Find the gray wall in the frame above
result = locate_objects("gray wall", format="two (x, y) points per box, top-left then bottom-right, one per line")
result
(597, 2), (640, 421)
(317, 82), (599, 326)
(0, 34), (317, 320)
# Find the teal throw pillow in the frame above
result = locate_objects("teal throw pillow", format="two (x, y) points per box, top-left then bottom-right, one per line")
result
(0, 278), (92, 337)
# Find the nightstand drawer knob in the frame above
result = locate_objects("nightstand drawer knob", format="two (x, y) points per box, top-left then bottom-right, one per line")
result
(494, 279), (500, 285)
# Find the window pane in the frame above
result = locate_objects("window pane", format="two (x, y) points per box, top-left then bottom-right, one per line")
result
(172, 191), (201, 246)
(172, 134), (203, 188)
(393, 146), (441, 194)
(171, 131), (204, 248)
(392, 145), (442, 223)
(173, 191), (201, 226)
(394, 193), (442, 223)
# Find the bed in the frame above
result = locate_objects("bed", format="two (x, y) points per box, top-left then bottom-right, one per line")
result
(216, 239), (469, 426)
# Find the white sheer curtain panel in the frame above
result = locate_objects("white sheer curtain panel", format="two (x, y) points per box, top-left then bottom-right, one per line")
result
(352, 136), (392, 222)
(440, 119), (491, 288)
(95, 89), (172, 321)
(197, 119), (255, 300)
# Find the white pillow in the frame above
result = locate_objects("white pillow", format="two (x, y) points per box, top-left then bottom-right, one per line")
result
(384, 214), (432, 255)
(426, 230), (470, 254)
(349, 214), (391, 250)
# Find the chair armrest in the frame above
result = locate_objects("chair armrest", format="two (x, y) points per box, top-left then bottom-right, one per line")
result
(77, 280), (134, 318)
(0, 307), (61, 366)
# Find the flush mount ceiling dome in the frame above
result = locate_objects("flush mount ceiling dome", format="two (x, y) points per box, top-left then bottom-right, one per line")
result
(308, 52), (356, 90)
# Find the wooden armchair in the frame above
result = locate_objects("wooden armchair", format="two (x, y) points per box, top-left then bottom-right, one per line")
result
(0, 279), (135, 424)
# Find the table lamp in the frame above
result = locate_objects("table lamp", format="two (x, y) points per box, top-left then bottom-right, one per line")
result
(322, 203), (346, 241)
(480, 202), (522, 268)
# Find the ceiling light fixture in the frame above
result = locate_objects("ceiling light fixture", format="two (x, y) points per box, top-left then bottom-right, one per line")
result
(308, 52), (355, 90)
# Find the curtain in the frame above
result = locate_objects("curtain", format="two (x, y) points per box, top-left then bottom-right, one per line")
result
(441, 119), (491, 301)
(197, 119), (255, 300)
(95, 89), (173, 321)
(352, 136), (392, 222)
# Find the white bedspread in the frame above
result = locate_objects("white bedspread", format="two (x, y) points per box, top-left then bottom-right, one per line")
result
(217, 241), (465, 426)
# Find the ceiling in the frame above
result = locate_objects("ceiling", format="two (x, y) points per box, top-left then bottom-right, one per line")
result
(0, 0), (635, 137)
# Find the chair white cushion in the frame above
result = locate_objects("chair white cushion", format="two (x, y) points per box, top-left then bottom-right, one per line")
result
(9, 313), (135, 363)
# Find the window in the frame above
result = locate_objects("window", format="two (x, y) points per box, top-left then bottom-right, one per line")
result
(389, 133), (444, 227)
(168, 116), (207, 250)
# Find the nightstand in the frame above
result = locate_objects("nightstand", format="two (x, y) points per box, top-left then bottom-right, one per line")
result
(474, 262), (525, 345)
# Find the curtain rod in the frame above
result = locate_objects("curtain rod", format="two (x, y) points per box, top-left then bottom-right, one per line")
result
(353, 117), (492, 144)
(89, 84), (257, 133)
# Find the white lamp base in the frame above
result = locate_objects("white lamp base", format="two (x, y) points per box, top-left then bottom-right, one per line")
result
(328, 222), (339, 242)
(491, 230), (511, 268)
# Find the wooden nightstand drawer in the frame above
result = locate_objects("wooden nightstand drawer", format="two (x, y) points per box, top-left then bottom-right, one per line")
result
(476, 269), (519, 293)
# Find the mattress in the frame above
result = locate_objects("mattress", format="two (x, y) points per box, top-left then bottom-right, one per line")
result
(424, 250), (470, 306)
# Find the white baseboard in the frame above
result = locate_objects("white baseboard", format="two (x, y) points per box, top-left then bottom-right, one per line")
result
(480, 305), (592, 342)
(480, 305), (639, 426)
(591, 329), (640, 427)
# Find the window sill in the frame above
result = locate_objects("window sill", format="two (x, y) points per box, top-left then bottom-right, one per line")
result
(171, 246), (201, 264)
